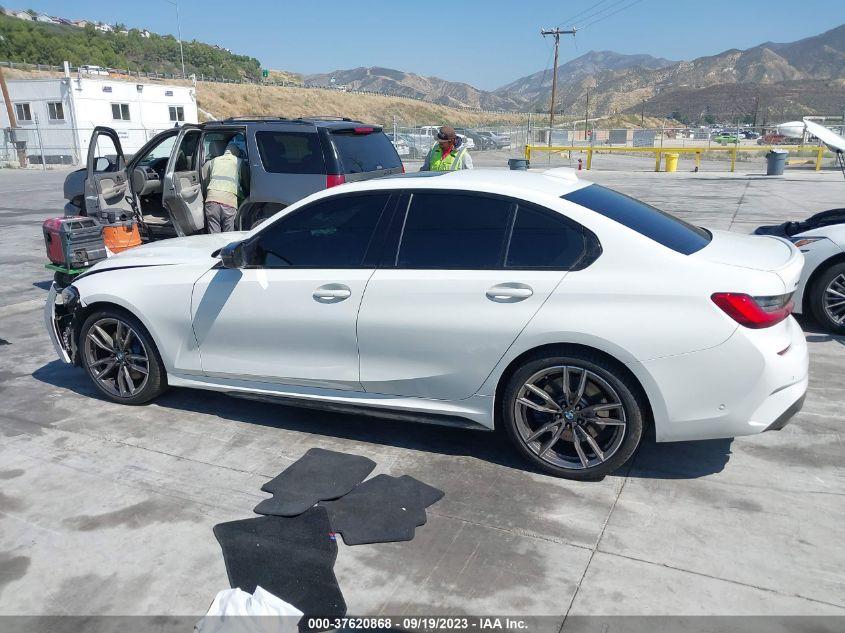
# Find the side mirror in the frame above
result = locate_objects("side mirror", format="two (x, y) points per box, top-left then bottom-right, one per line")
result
(94, 157), (111, 172)
(219, 241), (247, 269)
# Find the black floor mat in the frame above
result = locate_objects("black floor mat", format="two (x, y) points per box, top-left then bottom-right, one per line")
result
(254, 448), (376, 517)
(213, 507), (345, 627)
(322, 474), (444, 546)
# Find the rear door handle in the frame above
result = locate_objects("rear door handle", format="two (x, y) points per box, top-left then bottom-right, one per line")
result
(486, 283), (533, 303)
(313, 284), (352, 303)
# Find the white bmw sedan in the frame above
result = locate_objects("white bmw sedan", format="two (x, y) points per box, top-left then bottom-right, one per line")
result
(46, 169), (809, 479)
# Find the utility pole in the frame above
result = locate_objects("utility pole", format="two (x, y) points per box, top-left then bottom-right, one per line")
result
(584, 91), (590, 142)
(0, 64), (25, 167)
(540, 27), (576, 145)
(165, 0), (187, 79)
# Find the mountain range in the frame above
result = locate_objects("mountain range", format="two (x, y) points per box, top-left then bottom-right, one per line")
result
(305, 24), (845, 121)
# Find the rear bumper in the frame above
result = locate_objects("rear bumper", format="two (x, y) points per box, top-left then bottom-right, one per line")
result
(633, 316), (809, 442)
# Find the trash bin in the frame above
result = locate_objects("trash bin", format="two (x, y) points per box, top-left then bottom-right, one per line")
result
(664, 153), (679, 172)
(508, 158), (529, 170)
(766, 149), (788, 176)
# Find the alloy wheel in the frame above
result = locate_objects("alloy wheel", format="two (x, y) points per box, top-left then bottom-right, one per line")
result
(513, 365), (627, 470)
(83, 318), (150, 398)
(823, 273), (845, 325)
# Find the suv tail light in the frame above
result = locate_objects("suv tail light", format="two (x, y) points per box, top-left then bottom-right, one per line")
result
(353, 127), (374, 134)
(711, 292), (794, 329)
(326, 174), (346, 188)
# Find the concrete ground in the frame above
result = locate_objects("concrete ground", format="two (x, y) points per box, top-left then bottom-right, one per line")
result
(1, 165), (844, 626)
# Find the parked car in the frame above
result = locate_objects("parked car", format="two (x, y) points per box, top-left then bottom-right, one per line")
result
(741, 130), (760, 140)
(46, 169), (808, 479)
(63, 117), (403, 239)
(712, 133), (740, 144)
(755, 208), (845, 333)
(386, 132), (410, 157)
(758, 133), (790, 145)
(78, 65), (109, 76)
(455, 128), (492, 150)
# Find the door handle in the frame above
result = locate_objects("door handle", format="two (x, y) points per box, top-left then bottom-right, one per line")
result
(313, 284), (352, 303)
(486, 283), (533, 303)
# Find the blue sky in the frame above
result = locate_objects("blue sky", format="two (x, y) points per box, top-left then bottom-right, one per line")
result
(14, 0), (845, 89)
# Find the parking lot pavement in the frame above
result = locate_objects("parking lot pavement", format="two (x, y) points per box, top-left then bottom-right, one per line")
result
(0, 166), (843, 621)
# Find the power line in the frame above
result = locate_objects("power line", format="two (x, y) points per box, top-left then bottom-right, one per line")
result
(567, 0), (631, 28)
(557, 0), (613, 28)
(579, 0), (645, 30)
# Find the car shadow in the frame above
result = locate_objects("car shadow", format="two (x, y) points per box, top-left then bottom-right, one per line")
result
(33, 360), (734, 481)
(795, 313), (845, 346)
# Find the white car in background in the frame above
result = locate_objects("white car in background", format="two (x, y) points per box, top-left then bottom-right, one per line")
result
(756, 208), (845, 333)
(46, 170), (808, 479)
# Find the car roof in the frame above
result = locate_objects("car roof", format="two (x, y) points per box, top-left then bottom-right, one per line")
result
(334, 169), (590, 199)
(206, 116), (379, 130)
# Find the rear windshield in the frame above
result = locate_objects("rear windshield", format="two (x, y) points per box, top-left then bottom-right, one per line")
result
(562, 184), (711, 255)
(331, 130), (402, 174)
(255, 131), (326, 174)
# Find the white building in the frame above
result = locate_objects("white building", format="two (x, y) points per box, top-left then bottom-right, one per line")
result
(0, 72), (198, 165)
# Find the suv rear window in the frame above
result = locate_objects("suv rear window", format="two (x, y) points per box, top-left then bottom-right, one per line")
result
(256, 131), (326, 174)
(331, 130), (402, 174)
(562, 184), (711, 255)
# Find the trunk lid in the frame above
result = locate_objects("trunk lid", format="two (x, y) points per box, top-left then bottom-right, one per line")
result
(693, 229), (803, 292)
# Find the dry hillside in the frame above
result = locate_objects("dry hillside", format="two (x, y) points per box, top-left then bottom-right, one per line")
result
(194, 82), (527, 127)
(2, 67), (527, 127)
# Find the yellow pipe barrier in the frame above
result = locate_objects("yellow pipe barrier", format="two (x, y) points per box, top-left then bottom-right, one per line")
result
(523, 144), (831, 172)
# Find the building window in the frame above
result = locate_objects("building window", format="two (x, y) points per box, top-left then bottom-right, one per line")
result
(14, 103), (32, 122)
(169, 105), (184, 122)
(111, 103), (130, 121)
(47, 102), (65, 121)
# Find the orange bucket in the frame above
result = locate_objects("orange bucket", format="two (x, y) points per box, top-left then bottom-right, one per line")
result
(103, 221), (142, 253)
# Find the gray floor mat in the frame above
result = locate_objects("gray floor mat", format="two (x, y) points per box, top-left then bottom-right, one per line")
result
(255, 448), (376, 517)
(322, 474), (444, 546)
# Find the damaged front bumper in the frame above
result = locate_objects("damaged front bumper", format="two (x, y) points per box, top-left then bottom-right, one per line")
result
(44, 282), (77, 364)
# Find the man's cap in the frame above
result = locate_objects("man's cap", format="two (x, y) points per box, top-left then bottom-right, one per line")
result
(437, 126), (457, 141)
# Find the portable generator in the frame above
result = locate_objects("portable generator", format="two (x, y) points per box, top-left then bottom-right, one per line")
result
(42, 216), (107, 269)
(94, 209), (143, 254)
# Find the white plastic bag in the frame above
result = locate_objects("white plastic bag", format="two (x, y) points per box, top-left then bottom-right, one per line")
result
(195, 586), (303, 633)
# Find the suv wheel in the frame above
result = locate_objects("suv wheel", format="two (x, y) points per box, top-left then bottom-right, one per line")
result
(80, 309), (167, 404)
(501, 351), (644, 479)
(810, 262), (845, 334)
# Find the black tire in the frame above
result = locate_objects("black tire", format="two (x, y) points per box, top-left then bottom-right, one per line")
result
(79, 308), (168, 405)
(809, 262), (845, 335)
(501, 350), (644, 480)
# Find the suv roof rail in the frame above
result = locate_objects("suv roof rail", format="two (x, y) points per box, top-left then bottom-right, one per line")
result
(297, 116), (355, 122)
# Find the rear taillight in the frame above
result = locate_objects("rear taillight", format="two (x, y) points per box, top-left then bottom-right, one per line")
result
(326, 174), (346, 188)
(353, 127), (374, 134)
(401, 164), (405, 173)
(711, 292), (794, 329)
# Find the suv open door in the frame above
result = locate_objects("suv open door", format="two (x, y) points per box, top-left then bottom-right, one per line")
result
(84, 127), (133, 219)
(162, 125), (205, 236)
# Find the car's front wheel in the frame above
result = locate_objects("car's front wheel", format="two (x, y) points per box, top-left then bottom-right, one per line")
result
(79, 308), (168, 404)
(809, 262), (845, 335)
(501, 351), (644, 479)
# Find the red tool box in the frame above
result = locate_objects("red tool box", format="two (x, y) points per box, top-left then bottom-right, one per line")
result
(42, 216), (108, 269)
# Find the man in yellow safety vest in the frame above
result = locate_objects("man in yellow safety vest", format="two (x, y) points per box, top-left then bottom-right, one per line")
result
(203, 138), (245, 233)
(421, 126), (473, 171)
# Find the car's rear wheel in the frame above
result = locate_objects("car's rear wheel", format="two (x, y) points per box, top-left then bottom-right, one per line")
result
(501, 351), (644, 479)
(80, 309), (167, 404)
(810, 262), (845, 334)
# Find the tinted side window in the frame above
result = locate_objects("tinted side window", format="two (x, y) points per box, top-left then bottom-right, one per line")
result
(562, 184), (711, 255)
(507, 204), (585, 269)
(396, 193), (512, 269)
(256, 194), (389, 268)
(255, 131), (326, 174)
(331, 131), (402, 173)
